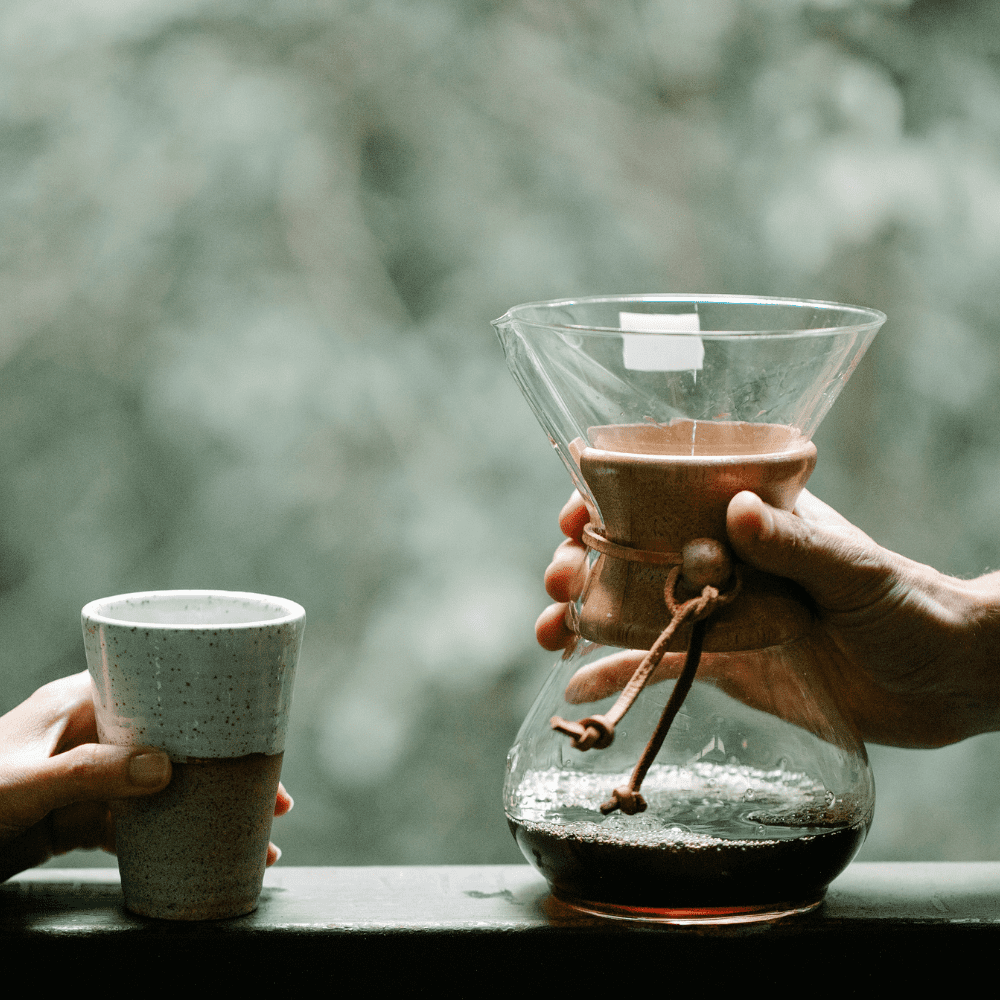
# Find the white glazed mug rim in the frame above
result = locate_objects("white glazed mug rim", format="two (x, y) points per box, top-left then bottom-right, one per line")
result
(81, 589), (306, 630)
(83, 588), (305, 759)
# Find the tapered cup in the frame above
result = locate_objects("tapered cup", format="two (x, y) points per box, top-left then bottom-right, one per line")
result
(82, 590), (305, 920)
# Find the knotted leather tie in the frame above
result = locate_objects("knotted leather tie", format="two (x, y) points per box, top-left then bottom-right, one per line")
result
(551, 534), (741, 816)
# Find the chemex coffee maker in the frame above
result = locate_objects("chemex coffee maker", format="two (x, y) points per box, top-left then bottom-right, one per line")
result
(494, 295), (885, 924)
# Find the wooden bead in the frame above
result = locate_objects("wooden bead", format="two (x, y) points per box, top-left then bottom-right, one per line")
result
(680, 538), (733, 594)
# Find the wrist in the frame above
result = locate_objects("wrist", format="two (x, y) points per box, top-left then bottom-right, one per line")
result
(946, 570), (1000, 738)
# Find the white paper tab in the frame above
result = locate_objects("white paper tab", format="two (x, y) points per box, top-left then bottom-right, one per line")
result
(620, 310), (703, 371)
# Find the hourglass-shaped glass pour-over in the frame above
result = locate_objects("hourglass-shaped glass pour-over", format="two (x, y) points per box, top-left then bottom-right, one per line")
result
(493, 295), (885, 924)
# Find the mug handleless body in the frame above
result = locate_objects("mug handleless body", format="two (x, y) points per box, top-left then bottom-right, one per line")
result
(81, 590), (305, 921)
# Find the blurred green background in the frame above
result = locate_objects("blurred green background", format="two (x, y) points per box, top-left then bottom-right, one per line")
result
(3, 0), (1000, 867)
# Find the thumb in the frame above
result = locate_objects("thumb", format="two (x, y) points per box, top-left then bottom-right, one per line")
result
(23, 745), (171, 820)
(726, 490), (882, 611)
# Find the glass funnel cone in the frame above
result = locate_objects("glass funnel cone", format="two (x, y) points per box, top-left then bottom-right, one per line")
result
(494, 294), (885, 924)
(494, 294), (883, 470)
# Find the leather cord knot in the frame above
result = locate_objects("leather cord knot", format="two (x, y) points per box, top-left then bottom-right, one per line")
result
(550, 534), (742, 817)
(603, 786), (648, 816)
(550, 713), (614, 751)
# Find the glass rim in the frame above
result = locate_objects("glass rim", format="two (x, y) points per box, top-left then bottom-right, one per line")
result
(81, 589), (306, 629)
(493, 293), (887, 339)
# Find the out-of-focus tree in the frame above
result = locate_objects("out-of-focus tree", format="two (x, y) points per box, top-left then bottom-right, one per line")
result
(1, 0), (999, 864)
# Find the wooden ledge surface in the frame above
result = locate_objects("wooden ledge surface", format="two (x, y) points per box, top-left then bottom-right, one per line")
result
(3, 863), (998, 984)
(4, 862), (1000, 930)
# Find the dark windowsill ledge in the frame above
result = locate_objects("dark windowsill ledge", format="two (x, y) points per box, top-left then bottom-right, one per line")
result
(3, 863), (998, 984)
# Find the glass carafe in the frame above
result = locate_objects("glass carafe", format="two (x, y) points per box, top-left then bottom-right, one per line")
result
(493, 295), (885, 924)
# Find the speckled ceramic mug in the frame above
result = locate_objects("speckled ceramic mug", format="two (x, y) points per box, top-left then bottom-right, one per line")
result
(82, 590), (305, 921)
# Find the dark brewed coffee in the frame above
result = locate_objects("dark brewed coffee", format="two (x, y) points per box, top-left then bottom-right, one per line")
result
(507, 762), (869, 916)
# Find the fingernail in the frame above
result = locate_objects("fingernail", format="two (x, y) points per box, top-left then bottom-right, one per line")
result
(129, 752), (170, 787)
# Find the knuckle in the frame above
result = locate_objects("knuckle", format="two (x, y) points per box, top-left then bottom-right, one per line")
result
(56, 746), (119, 800)
(63, 744), (104, 778)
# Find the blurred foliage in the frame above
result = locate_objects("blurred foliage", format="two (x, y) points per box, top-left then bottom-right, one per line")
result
(2, 0), (1000, 865)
